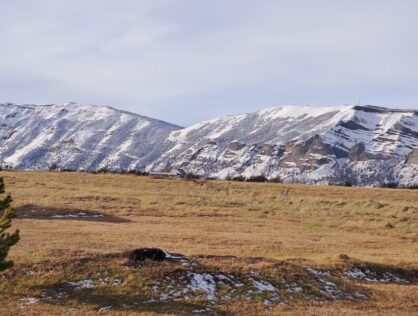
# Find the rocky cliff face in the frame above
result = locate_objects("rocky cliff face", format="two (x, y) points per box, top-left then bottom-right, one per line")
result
(0, 102), (417, 187)
(407, 148), (418, 164)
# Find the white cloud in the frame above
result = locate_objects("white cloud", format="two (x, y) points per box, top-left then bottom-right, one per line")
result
(0, 0), (418, 125)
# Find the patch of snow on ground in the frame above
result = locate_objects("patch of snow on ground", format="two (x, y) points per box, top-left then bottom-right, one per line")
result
(192, 308), (213, 313)
(52, 212), (104, 218)
(345, 268), (409, 284)
(250, 279), (277, 292)
(152, 269), (284, 305)
(68, 277), (123, 290)
(98, 306), (112, 313)
(320, 280), (342, 299)
(68, 279), (95, 289)
(164, 251), (193, 267)
(306, 268), (331, 276)
(185, 272), (217, 302)
(307, 268), (346, 299)
(19, 297), (39, 305)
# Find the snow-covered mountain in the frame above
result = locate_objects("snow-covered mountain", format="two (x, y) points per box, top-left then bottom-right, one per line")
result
(0, 102), (181, 171)
(1, 102), (417, 186)
(148, 105), (418, 186)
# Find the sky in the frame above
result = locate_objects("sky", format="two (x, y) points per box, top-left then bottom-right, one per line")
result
(1, 1), (418, 126)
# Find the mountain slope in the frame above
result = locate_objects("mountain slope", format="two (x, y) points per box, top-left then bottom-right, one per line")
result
(0, 102), (417, 186)
(148, 105), (418, 186)
(0, 102), (181, 171)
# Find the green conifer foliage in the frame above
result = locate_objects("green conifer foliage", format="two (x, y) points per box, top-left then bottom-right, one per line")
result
(0, 177), (19, 272)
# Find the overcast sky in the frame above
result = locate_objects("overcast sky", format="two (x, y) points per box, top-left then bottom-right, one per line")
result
(1, 1), (418, 126)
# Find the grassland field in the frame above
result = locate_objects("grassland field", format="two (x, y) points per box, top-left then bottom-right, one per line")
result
(0, 171), (417, 315)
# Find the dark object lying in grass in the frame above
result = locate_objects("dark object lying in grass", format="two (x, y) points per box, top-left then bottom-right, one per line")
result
(129, 248), (166, 262)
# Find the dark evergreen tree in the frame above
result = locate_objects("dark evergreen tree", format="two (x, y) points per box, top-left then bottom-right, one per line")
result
(0, 177), (19, 272)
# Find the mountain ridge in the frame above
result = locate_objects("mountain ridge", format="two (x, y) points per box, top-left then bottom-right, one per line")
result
(0, 102), (417, 187)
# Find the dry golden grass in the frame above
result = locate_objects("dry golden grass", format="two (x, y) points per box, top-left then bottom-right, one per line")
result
(0, 170), (417, 315)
